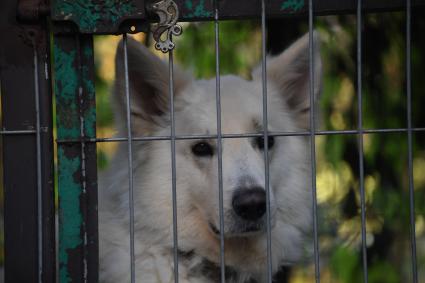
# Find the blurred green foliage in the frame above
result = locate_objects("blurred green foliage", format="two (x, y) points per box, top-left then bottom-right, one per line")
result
(175, 21), (261, 78)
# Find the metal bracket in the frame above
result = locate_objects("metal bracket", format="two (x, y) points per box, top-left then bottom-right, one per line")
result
(149, 0), (182, 53)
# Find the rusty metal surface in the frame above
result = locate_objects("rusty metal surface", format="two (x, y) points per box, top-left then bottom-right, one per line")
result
(54, 34), (99, 283)
(51, 0), (425, 34)
(51, 0), (146, 34)
(0, 0), (55, 281)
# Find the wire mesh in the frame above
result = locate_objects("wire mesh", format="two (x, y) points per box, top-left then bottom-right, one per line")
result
(213, 0), (226, 281)
(32, 39), (44, 283)
(168, 42), (180, 283)
(260, 1), (273, 282)
(406, 0), (419, 282)
(308, 0), (320, 282)
(0, 1), (423, 279)
(56, 127), (425, 144)
(1, 39), (46, 283)
(122, 34), (136, 283)
(356, 1), (369, 282)
(52, 2), (425, 283)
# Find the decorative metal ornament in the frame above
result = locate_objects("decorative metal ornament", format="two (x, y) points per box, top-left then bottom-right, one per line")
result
(150, 0), (182, 53)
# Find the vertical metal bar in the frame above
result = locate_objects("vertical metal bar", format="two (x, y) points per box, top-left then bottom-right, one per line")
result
(38, 27), (57, 283)
(122, 34), (136, 283)
(82, 40), (99, 283)
(214, 0), (226, 281)
(406, 0), (418, 282)
(32, 39), (43, 283)
(308, 0), (320, 282)
(54, 34), (98, 283)
(169, 42), (180, 283)
(260, 1), (273, 282)
(356, 2), (369, 282)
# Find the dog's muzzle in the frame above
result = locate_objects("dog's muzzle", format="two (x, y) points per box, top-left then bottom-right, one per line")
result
(209, 187), (268, 237)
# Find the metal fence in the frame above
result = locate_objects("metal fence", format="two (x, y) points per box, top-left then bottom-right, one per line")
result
(1, 0), (424, 282)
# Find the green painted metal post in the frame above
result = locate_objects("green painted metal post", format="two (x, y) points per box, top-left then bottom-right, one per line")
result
(54, 34), (98, 282)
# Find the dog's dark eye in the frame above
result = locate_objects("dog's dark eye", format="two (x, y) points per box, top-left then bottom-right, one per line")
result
(192, 142), (214, 157)
(256, 136), (275, 150)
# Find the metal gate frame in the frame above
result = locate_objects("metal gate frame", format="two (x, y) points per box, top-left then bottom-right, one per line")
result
(1, 0), (55, 282)
(1, 0), (425, 282)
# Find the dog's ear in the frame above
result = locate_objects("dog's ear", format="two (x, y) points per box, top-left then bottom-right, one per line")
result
(253, 32), (322, 129)
(114, 37), (191, 135)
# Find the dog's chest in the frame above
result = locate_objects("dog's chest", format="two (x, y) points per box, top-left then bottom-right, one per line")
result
(181, 251), (258, 283)
(183, 253), (289, 283)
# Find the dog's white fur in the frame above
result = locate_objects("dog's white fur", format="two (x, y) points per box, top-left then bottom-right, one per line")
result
(99, 32), (322, 283)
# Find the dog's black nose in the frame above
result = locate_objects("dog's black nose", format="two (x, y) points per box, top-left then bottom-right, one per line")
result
(232, 188), (266, 221)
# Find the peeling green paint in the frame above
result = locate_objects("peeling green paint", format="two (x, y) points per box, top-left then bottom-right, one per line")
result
(185, 0), (193, 10)
(281, 0), (304, 12)
(54, 36), (97, 281)
(54, 39), (83, 282)
(53, 0), (136, 32)
(84, 106), (97, 138)
(83, 45), (93, 58)
(54, 41), (96, 139)
(54, 43), (80, 139)
(81, 45), (96, 138)
(184, 0), (213, 18)
(53, 45), (77, 103)
(58, 147), (83, 282)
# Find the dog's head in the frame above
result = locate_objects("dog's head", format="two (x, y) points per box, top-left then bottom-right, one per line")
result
(114, 32), (321, 270)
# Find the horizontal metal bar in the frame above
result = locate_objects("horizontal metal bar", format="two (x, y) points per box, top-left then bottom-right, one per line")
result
(56, 127), (425, 144)
(213, 0), (425, 20)
(0, 130), (37, 135)
(51, 0), (425, 34)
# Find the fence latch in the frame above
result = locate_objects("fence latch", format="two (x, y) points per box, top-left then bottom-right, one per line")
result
(148, 0), (182, 53)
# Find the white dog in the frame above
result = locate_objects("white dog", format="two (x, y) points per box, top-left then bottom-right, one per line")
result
(99, 32), (322, 283)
